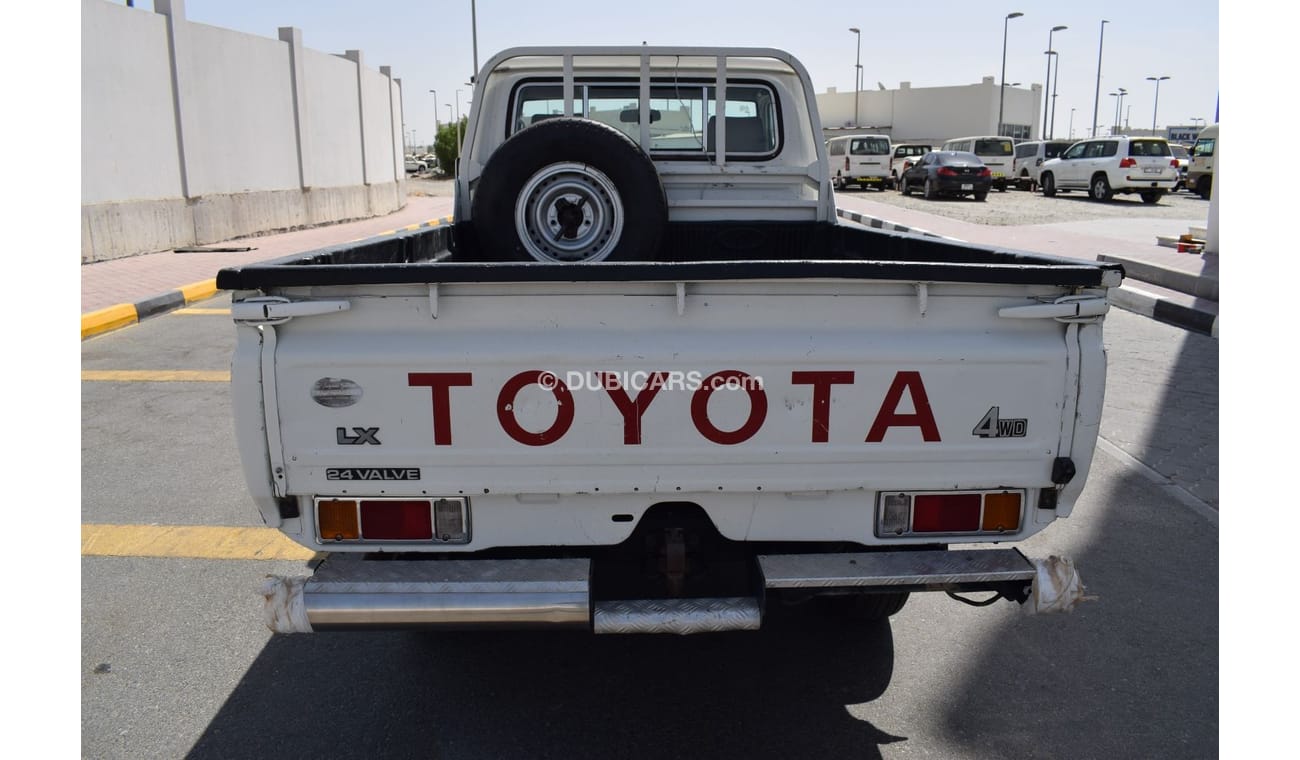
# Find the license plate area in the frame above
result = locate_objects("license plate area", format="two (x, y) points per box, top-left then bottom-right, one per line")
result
(961, 184), (974, 190)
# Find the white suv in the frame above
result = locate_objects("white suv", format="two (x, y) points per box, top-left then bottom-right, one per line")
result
(1038, 136), (1179, 203)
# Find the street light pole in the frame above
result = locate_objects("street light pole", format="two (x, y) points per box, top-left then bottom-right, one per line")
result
(1117, 88), (1127, 133)
(1042, 50), (1057, 137)
(1042, 25), (1066, 138)
(1069, 107), (1076, 138)
(1091, 19), (1108, 138)
(849, 27), (861, 129)
(1108, 91), (1119, 135)
(428, 89), (438, 137)
(1049, 47), (1063, 138)
(1147, 75), (1170, 134)
(998, 11), (1024, 137)
(470, 0), (479, 81)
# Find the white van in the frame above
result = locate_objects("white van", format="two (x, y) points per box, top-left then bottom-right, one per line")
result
(1187, 124), (1216, 200)
(1011, 140), (1073, 190)
(942, 135), (1016, 191)
(826, 134), (892, 191)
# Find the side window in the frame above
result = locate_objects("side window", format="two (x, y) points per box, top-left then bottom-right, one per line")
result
(1063, 142), (1088, 159)
(828, 140), (846, 156)
(1099, 141), (1119, 158)
(1194, 138), (1216, 157)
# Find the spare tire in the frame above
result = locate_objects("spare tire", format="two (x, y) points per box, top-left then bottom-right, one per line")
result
(471, 117), (667, 262)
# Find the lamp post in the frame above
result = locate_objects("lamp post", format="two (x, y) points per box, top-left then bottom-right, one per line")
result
(849, 27), (861, 129)
(1117, 88), (1127, 133)
(1091, 19), (1108, 137)
(455, 89), (464, 162)
(1042, 50), (1057, 138)
(1042, 25), (1066, 138)
(998, 11), (1024, 137)
(1108, 91), (1119, 135)
(428, 89), (439, 137)
(470, 0), (479, 81)
(1146, 75), (1170, 134)
(1069, 107), (1076, 138)
(445, 104), (454, 176)
(1049, 47), (1063, 138)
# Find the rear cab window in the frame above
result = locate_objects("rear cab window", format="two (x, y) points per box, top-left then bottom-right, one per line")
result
(974, 139), (1014, 156)
(511, 80), (780, 159)
(850, 137), (890, 155)
(1128, 140), (1171, 157)
(1193, 138), (1215, 157)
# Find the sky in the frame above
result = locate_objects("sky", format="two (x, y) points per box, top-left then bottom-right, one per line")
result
(122, 0), (1221, 147)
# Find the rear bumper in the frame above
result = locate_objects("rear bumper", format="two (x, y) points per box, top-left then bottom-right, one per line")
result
(263, 548), (1050, 634)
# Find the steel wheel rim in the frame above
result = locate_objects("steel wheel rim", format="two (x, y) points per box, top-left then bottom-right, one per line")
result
(515, 162), (624, 262)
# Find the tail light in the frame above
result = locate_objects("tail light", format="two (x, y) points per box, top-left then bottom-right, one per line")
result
(1170, 159), (1180, 168)
(875, 490), (1024, 537)
(845, 157), (850, 171)
(1119, 157), (1137, 168)
(980, 167), (992, 177)
(315, 497), (470, 543)
(937, 167), (957, 176)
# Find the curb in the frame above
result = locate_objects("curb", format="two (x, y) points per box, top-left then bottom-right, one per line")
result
(1108, 283), (1218, 338)
(834, 208), (957, 240)
(80, 216), (453, 340)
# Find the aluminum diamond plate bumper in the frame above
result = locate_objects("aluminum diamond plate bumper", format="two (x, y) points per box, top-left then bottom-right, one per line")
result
(759, 548), (1036, 589)
(594, 598), (762, 635)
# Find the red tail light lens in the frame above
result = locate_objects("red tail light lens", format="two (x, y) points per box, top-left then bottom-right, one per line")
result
(912, 494), (981, 532)
(845, 157), (850, 171)
(360, 500), (434, 540)
(1170, 159), (1180, 168)
(980, 167), (992, 177)
(1119, 157), (1137, 168)
(937, 167), (958, 176)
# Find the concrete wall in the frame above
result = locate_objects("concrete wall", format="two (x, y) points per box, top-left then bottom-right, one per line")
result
(817, 79), (1044, 144)
(81, 0), (407, 262)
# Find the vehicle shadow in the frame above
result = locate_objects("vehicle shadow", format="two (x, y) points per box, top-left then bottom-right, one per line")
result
(929, 315), (1219, 758)
(186, 601), (907, 759)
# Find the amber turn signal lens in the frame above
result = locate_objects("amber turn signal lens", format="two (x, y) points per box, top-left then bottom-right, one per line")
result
(982, 492), (1022, 532)
(318, 499), (360, 541)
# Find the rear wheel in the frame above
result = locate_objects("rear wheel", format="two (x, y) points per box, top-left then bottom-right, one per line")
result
(1090, 173), (1114, 202)
(924, 177), (936, 200)
(974, 189), (989, 202)
(1141, 190), (1165, 204)
(1197, 175), (1213, 200)
(1041, 172), (1057, 197)
(900, 176), (911, 196)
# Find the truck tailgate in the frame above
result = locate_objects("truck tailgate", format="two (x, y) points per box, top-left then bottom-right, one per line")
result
(234, 276), (1105, 548)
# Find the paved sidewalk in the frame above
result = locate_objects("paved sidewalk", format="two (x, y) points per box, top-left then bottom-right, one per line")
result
(834, 194), (1219, 335)
(81, 195), (453, 315)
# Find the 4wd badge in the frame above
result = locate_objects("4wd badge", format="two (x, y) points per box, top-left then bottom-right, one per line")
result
(972, 407), (1027, 438)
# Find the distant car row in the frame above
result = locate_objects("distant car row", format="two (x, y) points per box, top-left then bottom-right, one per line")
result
(405, 154), (438, 174)
(827, 124), (1217, 204)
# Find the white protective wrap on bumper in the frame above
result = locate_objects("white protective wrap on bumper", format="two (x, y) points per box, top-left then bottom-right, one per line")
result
(1028, 555), (1091, 613)
(262, 576), (313, 633)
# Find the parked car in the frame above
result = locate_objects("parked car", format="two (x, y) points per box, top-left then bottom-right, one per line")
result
(1011, 140), (1073, 191)
(826, 134), (893, 191)
(1186, 124), (1216, 199)
(1170, 143), (1190, 191)
(941, 136), (1015, 191)
(898, 150), (992, 201)
(404, 156), (428, 174)
(1038, 136), (1179, 203)
(889, 143), (933, 187)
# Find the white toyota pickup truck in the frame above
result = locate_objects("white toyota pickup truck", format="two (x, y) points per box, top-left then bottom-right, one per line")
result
(217, 47), (1119, 635)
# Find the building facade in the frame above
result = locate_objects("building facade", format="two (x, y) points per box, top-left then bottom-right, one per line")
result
(816, 78), (1044, 144)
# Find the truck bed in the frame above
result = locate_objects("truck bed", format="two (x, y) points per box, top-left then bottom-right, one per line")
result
(215, 221), (1123, 290)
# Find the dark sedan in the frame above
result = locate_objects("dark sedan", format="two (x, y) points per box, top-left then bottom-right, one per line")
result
(898, 151), (993, 201)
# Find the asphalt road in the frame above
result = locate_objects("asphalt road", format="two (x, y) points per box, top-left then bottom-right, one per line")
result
(79, 210), (1219, 759)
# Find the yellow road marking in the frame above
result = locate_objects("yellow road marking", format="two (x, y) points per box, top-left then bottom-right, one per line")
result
(82, 370), (231, 382)
(174, 307), (231, 315)
(82, 524), (317, 561)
